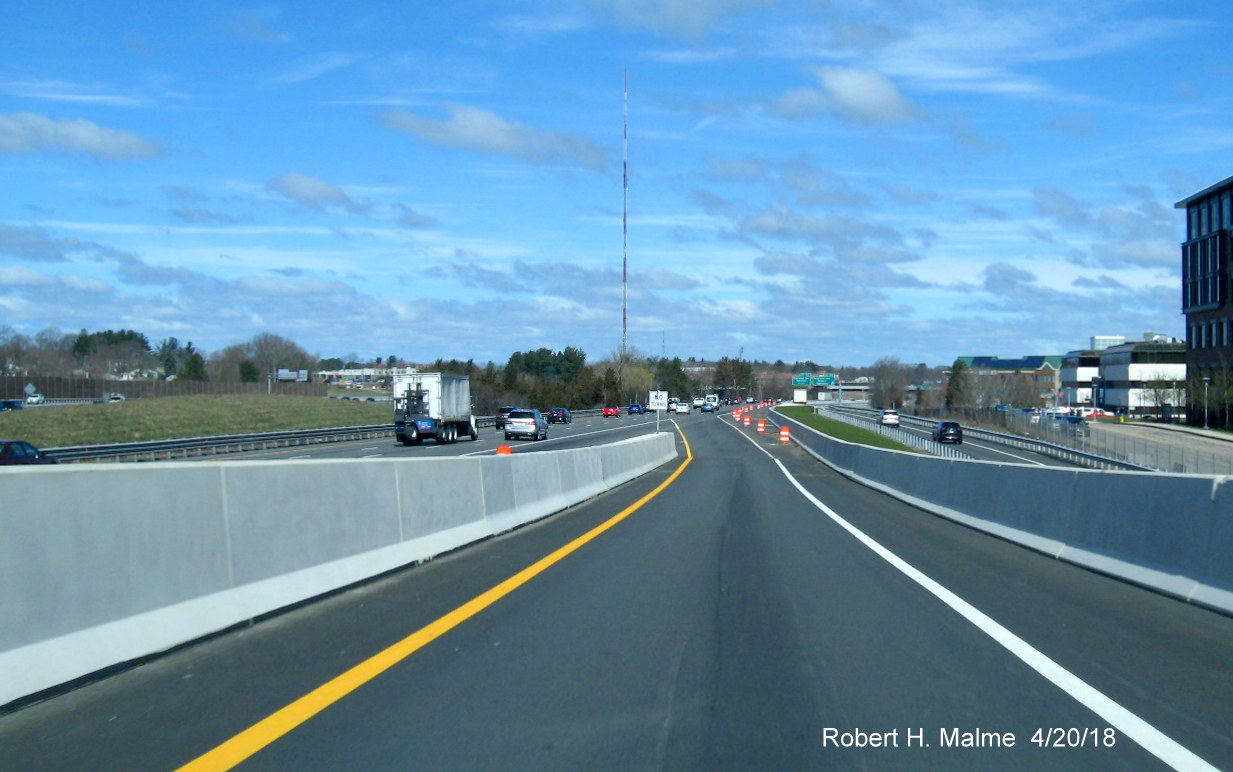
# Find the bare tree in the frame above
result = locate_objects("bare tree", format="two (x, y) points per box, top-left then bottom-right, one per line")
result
(30, 328), (76, 376)
(208, 332), (314, 382)
(1142, 370), (1185, 419)
(0, 327), (31, 375)
(1002, 375), (1043, 408)
(868, 357), (909, 410)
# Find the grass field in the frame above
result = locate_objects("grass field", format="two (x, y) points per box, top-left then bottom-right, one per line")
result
(777, 405), (919, 452)
(2, 395), (391, 449)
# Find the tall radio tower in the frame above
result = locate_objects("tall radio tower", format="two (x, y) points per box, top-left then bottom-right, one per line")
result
(621, 70), (629, 384)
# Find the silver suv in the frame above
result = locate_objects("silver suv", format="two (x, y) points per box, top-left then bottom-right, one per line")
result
(503, 408), (548, 441)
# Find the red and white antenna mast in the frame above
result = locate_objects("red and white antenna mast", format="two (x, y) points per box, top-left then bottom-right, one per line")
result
(621, 70), (629, 371)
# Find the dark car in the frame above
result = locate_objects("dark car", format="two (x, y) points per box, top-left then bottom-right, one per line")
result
(494, 406), (519, 430)
(0, 440), (59, 465)
(699, 402), (716, 413)
(0, 399), (24, 412)
(932, 421), (963, 444)
(546, 407), (572, 424)
(503, 409), (548, 441)
(1062, 415), (1090, 436)
(627, 404), (645, 414)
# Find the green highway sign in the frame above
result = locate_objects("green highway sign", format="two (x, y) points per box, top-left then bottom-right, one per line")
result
(813, 374), (837, 386)
(791, 373), (811, 386)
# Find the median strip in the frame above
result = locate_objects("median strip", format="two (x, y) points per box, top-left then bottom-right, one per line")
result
(176, 428), (693, 771)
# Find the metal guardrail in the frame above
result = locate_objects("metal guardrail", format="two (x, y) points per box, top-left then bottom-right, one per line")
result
(824, 406), (1153, 472)
(48, 425), (398, 463)
(998, 411), (1233, 475)
(44, 408), (615, 463)
(818, 407), (974, 460)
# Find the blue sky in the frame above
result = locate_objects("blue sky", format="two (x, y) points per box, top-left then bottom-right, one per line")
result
(1, 1), (1229, 367)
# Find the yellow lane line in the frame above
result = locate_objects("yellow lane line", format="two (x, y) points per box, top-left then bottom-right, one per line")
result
(176, 428), (693, 771)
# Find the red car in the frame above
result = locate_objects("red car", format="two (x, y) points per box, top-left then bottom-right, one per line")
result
(602, 406), (621, 418)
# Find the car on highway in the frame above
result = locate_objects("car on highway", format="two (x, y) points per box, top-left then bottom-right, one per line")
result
(0, 399), (24, 412)
(932, 421), (963, 444)
(674, 402), (690, 414)
(503, 409), (548, 441)
(627, 404), (644, 415)
(692, 397), (705, 409)
(602, 406), (621, 418)
(546, 407), (572, 424)
(25, 393), (45, 405)
(879, 409), (900, 426)
(1061, 415), (1090, 436)
(494, 406), (519, 430)
(0, 440), (59, 465)
(699, 402), (716, 413)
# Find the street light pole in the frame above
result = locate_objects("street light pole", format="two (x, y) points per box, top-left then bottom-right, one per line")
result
(1204, 376), (1212, 429)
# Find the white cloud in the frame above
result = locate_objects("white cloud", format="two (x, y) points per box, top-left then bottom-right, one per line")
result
(266, 173), (369, 214)
(268, 53), (365, 85)
(770, 87), (830, 119)
(381, 104), (608, 170)
(576, 0), (777, 39)
(0, 266), (56, 286)
(813, 66), (917, 125)
(394, 204), (437, 228)
(0, 222), (112, 262)
(0, 80), (147, 107)
(0, 113), (158, 160)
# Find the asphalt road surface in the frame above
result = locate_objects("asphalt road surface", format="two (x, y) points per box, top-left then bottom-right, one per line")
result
(2, 410), (1231, 770)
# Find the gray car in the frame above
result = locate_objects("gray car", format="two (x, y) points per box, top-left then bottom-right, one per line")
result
(503, 408), (548, 441)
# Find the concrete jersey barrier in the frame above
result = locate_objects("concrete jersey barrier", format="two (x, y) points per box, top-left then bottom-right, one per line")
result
(0, 432), (678, 708)
(774, 408), (1233, 616)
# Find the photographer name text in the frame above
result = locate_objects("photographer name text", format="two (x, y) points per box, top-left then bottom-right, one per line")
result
(821, 726), (1117, 749)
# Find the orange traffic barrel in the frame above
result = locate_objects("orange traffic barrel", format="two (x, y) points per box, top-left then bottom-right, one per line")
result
(779, 425), (791, 443)
(496, 445), (513, 455)
(743, 415), (751, 427)
(757, 419), (766, 433)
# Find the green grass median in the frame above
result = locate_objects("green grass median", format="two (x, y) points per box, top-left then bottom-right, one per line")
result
(3, 394), (391, 448)
(777, 405), (919, 452)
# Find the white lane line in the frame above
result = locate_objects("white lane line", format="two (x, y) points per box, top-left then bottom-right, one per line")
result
(966, 442), (1049, 465)
(731, 423), (1216, 771)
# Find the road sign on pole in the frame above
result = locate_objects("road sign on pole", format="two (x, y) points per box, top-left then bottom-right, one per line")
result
(649, 390), (669, 411)
(649, 390), (668, 432)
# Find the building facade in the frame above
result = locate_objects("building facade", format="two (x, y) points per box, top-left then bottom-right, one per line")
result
(1059, 335), (1126, 406)
(1094, 339), (1186, 417)
(955, 355), (1062, 406)
(1176, 175), (1233, 426)
(1060, 350), (1100, 406)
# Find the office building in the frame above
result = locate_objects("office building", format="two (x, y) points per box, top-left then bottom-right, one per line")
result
(1176, 175), (1233, 426)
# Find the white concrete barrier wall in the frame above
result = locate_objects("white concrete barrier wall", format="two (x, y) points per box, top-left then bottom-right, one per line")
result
(775, 408), (1233, 615)
(0, 431), (677, 707)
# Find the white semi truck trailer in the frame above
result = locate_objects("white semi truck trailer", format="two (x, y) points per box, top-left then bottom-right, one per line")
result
(392, 372), (478, 445)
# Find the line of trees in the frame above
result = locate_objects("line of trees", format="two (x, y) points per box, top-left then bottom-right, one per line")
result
(0, 326), (312, 384)
(2, 325), (961, 414)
